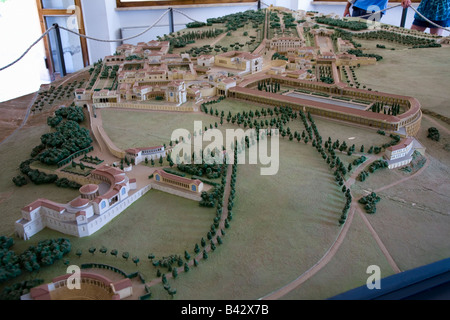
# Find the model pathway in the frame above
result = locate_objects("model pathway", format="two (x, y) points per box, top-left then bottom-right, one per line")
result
(143, 164), (233, 290)
(260, 150), (432, 299)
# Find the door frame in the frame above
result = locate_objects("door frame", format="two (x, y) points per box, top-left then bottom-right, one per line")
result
(36, 0), (89, 79)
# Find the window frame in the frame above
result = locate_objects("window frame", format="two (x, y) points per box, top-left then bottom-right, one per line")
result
(36, 0), (89, 79)
(116, 0), (258, 8)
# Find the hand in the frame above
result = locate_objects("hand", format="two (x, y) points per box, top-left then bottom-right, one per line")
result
(344, 7), (351, 17)
(401, 0), (411, 8)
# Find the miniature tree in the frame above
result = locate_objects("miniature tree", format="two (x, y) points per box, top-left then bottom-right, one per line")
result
(88, 247), (96, 255)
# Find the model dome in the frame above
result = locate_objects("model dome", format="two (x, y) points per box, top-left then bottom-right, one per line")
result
(80, 184), (99, 195)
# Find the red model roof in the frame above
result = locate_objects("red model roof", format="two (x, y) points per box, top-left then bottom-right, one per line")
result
(79, 184), (99, 194)
(22, 199), (65, 213)
(387, 137), (414, 151)
(154, 170), (202, 186)
(126, 145), (164, 154)
(111, 278), (132, 292)
(231, 86), (396, 122)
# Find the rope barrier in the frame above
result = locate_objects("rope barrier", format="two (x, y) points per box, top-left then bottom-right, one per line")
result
(0, 26), (55, 72)
(59, 9), (170, 43)
(0, 9), (170, 72)
(353, 3), (450, 33)
(171, 8), (203, 24)
(1, 4), (448, 73)
(409, 5), (450, 33)
(354, 3), (402, 19)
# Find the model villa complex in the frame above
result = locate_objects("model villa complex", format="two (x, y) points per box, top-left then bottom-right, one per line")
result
(16, 7), (436, 242)
(16, 165), (135, 240)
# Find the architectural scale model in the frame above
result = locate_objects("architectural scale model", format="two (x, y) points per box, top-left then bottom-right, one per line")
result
(1, 5), (449, 301)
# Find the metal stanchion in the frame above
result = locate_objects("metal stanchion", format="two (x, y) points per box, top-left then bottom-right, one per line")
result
(53, 23), (66, 77)
(169, 7), (174, 34)
(400, 7), (408, 28)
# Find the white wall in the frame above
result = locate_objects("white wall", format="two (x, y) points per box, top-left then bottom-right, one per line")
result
(0, 0), (50, 102)
(81, 0), (282, 61)
(82, 0), (447, 65)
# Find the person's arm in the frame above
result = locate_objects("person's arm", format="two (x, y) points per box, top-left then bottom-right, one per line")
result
(344, 1), (352, 17)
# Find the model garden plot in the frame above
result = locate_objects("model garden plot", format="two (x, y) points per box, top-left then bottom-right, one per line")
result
(1, 5), (449, 300)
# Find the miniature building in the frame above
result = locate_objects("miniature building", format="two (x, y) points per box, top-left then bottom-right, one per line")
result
(384, 137), (415, 169)
(15, 165), (135, 240)
(229, 75), (422, 136)
(165, 80), (187, 105)
(25, 272), (132, 300)
(125, 145), (166, 165)
(153, 170), (203, 193)
(268, 36), (304, 52)
(74, 89), (92, 101)
(337, 38), (355, 53)
(216, 76), (237, 95)
(214, 51), (263, 75)
(197, 55), (215, 67)
(92, 90), (119, 104)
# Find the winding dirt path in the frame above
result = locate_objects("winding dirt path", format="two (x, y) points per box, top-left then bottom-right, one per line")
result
(144, 163), (233, 288)
(261, 151), (429, 299)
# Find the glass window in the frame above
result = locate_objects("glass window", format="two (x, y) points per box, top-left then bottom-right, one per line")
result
(45, 15), (84, 74)
(42, 0), (75, 9)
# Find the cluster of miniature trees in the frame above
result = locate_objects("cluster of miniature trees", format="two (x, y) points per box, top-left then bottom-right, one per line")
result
(314, 16), (368, 31)
(357, 159), (388, 182)
(39, 119), (92, 166)
(0, 279), (44, 300)
(339, 188), (353, 225)
(427, 127), (440, 142)
(207, 9), (265, 33)
(318, 65), (334, 84)
(257, 79), (281, 93)
(347, 49), (383, 62)
(13, 104), (91, 188)
(358, 192), (381, 214)
(32, 80), (85, 113)
(371, 102), (401, 116)
(353, 30), (441, 48)
(87, 59), (103, 90)
(0, 237), (71, 284)
(271, 52), (288, 61)
(282, 12), (297, 29)
(160, 28), (224, 50)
